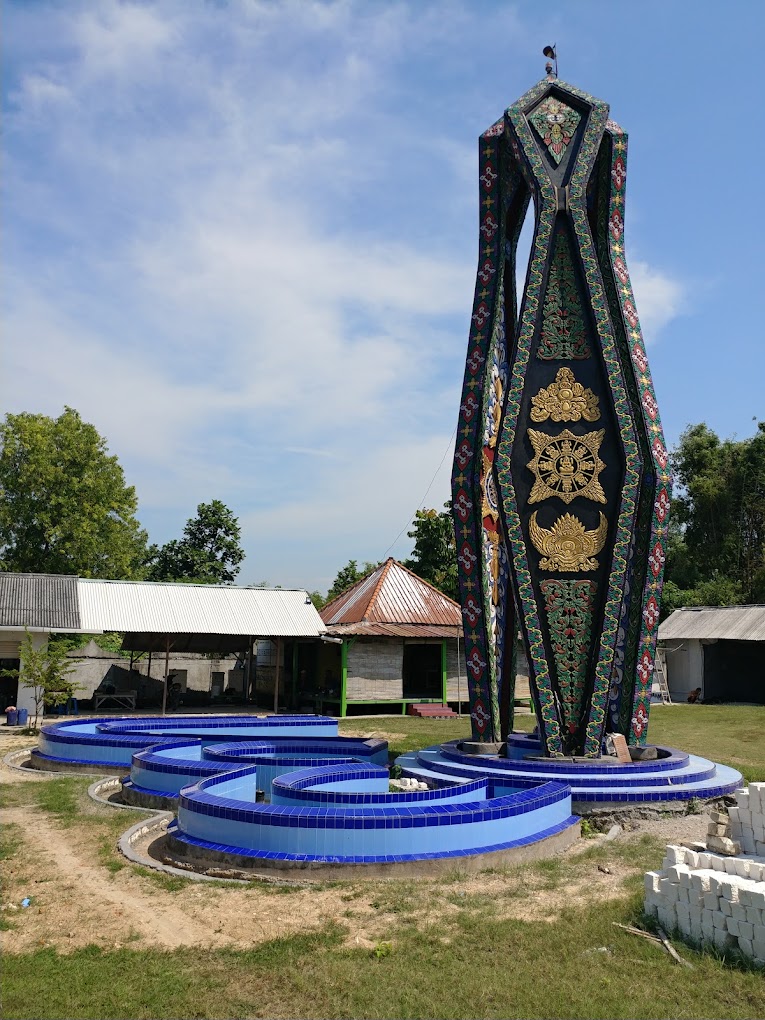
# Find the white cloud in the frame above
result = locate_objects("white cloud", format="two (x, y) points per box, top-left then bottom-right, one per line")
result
(72, 3), (174, 76)
(628, 260), (684, 344)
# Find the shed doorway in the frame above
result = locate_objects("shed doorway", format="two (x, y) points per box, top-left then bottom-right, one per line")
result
(0, 658), (19, 712)
(402, 643), (442, 700)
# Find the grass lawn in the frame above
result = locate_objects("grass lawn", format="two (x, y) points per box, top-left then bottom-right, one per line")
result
(2, 705), (764, 1019)
(644, 704), (765, 783)
(340, 703), (765, 782)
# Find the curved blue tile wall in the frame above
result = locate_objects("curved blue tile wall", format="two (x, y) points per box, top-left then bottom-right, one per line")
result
(35, 715), (338, 768)
(125, 735), (389, 801)
(172, 763), (576, 864)
(396, 737), (743, 804)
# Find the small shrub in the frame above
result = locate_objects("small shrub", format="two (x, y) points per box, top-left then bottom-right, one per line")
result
(580, 817), (597, 838)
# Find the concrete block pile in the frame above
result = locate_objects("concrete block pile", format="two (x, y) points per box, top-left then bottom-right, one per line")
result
(728, 784), (765, 857)
(644, 783), (765, 964)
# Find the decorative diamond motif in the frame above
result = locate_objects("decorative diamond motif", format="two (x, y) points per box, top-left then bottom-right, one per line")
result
(529, 96), (581, 165)
(537, 229), (590, 361)
(541, 579), (597, 743)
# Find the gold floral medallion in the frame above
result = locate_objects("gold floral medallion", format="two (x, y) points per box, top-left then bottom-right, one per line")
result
(529, 511), (608, 572)
(527, 428), (606, 504)
(530, 367), (600, 423)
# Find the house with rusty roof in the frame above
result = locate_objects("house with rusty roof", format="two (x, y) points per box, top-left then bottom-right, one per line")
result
(314, 558), (469, 716)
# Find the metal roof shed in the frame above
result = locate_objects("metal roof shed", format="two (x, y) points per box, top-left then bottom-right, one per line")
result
(659, 605), (765, 643)
(658, 605), (765, 703)
(78, 579), (327, 712)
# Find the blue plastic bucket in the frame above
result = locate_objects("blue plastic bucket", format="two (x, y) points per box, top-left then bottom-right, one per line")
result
(17, 708), (28, 727)
(5, 709), (18, 726)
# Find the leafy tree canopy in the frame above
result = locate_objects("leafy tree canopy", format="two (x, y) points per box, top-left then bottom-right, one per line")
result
(147, 500), (244, 584)
(664, 420), (765, 613)
(404, 502), (458, 601)
(0, 407), (148, 578)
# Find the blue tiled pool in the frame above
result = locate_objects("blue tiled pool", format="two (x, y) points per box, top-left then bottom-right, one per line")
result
(33, 715), (580, 869)
(124, 736), (389, 802)
(34, 715), (338, 768)
(171, 762), (576, 864)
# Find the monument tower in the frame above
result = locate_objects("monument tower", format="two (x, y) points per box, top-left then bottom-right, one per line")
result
(452, 57), (670, 757)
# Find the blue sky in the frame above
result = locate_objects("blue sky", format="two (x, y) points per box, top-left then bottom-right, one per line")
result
(3, 0), (763, 594)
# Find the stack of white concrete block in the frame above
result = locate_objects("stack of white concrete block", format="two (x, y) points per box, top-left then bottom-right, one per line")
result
(729, 784), (765, 856)
(644, 783), (765, 964)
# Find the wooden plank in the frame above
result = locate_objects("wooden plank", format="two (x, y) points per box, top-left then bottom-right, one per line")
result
(610, 733), (632, 763)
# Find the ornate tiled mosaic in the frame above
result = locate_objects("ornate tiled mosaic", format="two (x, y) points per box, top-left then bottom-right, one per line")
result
(453, 78), (670, 755)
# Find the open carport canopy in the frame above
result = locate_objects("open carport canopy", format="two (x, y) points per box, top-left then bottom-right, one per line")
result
(77, 578), (326, 653)
(120, 632), (254, 654)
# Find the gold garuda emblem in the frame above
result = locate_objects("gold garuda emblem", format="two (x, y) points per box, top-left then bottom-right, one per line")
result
(529, 511), (608, 572)
(527, 428), (606, 504)
(530, 367), (600, 423)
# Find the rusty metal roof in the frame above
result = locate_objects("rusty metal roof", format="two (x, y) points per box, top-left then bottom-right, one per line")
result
(659, 605), (765, 642)
(323, 622), (458, 638)
(320, 559), (460, 628)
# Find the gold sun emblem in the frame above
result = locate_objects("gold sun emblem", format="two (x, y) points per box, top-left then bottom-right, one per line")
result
(529, 511), (608, 572)
(527, 428), (606, 505)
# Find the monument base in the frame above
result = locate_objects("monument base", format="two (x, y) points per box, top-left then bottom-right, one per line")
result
(396, 733), (743, 809)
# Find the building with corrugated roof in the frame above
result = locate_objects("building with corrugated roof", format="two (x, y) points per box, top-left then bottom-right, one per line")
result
(316, 558), (468, 716)
(658, 605), (765, 703)
(0, 572), (325, 716)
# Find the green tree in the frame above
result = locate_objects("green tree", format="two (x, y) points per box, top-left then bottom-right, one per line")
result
(404, 502), (458, 600)
(0, 407), (147, 578)
(325, 560), (380, 604)
(665, 421), (765, 610)
(148, 500), (244, 584)
(0, 633), (83, 731)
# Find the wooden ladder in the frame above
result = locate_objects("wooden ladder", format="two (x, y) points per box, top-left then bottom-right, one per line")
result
(654, 648), (672, 704)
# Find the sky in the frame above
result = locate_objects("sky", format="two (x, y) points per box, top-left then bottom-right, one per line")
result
(3, 0), (764, 594)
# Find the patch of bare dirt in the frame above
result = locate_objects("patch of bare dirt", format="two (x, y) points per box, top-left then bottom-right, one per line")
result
(627, 810), (710, 847)
(1, 802), (388, 955)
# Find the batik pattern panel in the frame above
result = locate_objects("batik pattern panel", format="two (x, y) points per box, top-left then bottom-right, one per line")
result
(541, 579), (597, 751)
(590, 132), (648, 735)
(481, 305), (509, 735)
(566, 95), (643, 757)
(603, 122), (671, 744)
(452, 118), (508, 741)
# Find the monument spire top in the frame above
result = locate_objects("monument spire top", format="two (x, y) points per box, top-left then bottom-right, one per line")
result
(543, 44), (558, 79)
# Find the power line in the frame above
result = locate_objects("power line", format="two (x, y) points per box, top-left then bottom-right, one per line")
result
(382, 425), (457, 559)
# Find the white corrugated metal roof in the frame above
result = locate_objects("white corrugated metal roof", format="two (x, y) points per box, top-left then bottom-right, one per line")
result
(78, 579), (326, 638)
(659, 605), (765, 642)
